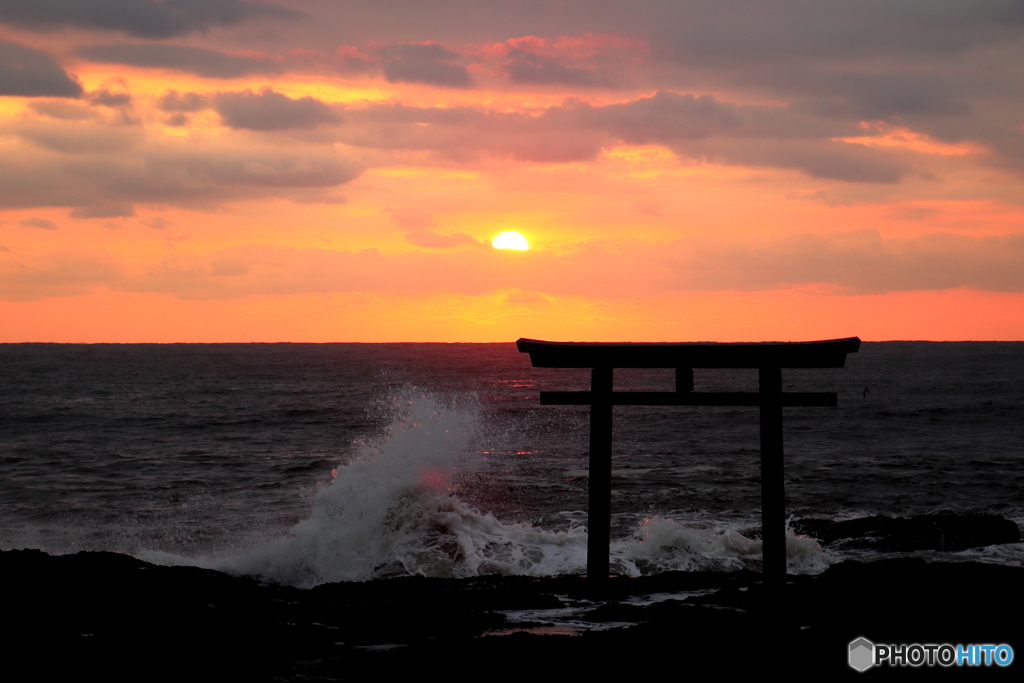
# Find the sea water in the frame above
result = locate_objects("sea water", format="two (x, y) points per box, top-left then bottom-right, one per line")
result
(1, 342), (1021, 586)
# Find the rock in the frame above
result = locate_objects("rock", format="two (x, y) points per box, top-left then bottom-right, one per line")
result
(793, 512), (1021, 552)
(2, 549), (1021, 678)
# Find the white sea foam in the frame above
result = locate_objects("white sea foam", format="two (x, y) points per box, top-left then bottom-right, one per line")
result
(611, 515), (835, 576)
(172, 388), (835, 587)
(209, 387), (592, 586)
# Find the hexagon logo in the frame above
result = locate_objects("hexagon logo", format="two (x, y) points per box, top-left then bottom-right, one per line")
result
(849, 637), (875, 672)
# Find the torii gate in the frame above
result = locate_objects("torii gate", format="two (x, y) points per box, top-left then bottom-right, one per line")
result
(516, 337), (861, 582)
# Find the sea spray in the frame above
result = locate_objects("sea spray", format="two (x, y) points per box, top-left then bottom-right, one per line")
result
(208, 387), (836, 585)
(219, 387), (591, 585)
(612, 515), (835, 576)
(218, 387), (471, 584)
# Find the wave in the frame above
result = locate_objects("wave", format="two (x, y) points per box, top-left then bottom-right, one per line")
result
(149, 387), (832, 587)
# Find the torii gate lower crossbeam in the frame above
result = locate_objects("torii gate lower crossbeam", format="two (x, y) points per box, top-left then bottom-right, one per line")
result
(516, 337), (861, 583)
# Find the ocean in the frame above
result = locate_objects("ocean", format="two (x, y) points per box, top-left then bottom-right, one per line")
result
(1, 341), (1021, 587)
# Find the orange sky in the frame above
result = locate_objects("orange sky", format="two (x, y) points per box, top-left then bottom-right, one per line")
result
(2, 2), (1023, 341)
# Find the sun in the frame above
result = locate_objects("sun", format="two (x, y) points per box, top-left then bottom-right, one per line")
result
(491, 231), (529, 250)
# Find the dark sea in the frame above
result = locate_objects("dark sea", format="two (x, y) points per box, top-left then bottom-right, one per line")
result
(1, 342), (1021, 587)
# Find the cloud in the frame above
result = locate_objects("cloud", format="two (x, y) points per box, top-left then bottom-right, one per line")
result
(333, 46), (377, 76)
(340, 102), (606, 163)
(503, 51), (622, 87)
(77, 43), (281, 78)
(19, 216), (57, 229)
(0, 125), (365, 214)
(28, 100), (98, 120)
(672, 231), (1024, 293)
(384, 207), (436, 229)
(14, 120), (145, 155)
(157, 90), (208, 112)
(650, 0), (1024, 66)
(88, 88), (133, 108)
(384, 208), (481, 248)
(0, 251), (123, 300)
(340, 92), (906, 181)
(754, 70), (973, 126)
(143, 216), (171, 229)
(594, 91), (746, 141)
(0, 0), (299, 39)
(889, 206), (938, 222)
(682, 138), (907, 183)
(0, 39), (83, 98)
(403, 230), (482, 248)
(494, 36), (637, 88)
(240, 5), (1018, 173)
(70, 203), (136, 218)
(376, 43), (475, 88)
(213, 89), (340, 131)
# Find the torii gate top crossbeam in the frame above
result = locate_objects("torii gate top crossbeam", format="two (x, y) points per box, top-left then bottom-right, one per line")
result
(516, 337), (861, 369)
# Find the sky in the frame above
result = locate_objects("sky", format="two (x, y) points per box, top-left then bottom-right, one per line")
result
(1, 0), (1023, 342)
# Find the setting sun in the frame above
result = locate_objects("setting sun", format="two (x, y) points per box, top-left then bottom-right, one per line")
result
(492, 232), (529, 250)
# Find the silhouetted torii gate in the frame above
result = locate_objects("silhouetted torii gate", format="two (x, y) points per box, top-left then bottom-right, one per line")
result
(517, 337), (861, 583)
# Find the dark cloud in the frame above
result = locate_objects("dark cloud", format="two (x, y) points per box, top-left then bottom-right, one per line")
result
(252, 4), (1021, 173)
(0, 128), (365, 214)
(376, 43), (475, 88)
(88, 88), (132, 108)
(118, 146), (363, 195)
(0, 39), (82, 98)
(333, 46), (377, 76)
(596, 92), (906, 180)
(19, 216), (57, 230)
(77, 43), (281, 78)
(595, 91), (745, 141)
(0, 0), (299, 39)
(70, 203), (136, 218)
(681, 138), (906, 183)
(341, 102), (604, 163)
(984, 130), (1024, 178)
(29, 100), (98, 120)
(341, 92), (904, 181)
(213, 89), (339, 131)
(673, 231), (1024, 293)
(503, 51), (623, 88)
(15, 120), (145, 155)
(157, 90), (208, 112)
(764, 71), (973, 123)
(248, 1), (1024, 66)
(651, 0), (1024, 66)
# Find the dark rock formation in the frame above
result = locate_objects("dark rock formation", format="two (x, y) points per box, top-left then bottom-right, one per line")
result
(793, 512), (1021, 552)
(2, 549), (1020, 679)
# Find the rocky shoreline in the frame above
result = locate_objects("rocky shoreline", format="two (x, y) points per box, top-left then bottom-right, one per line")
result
(4, 548), (1020, 679)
